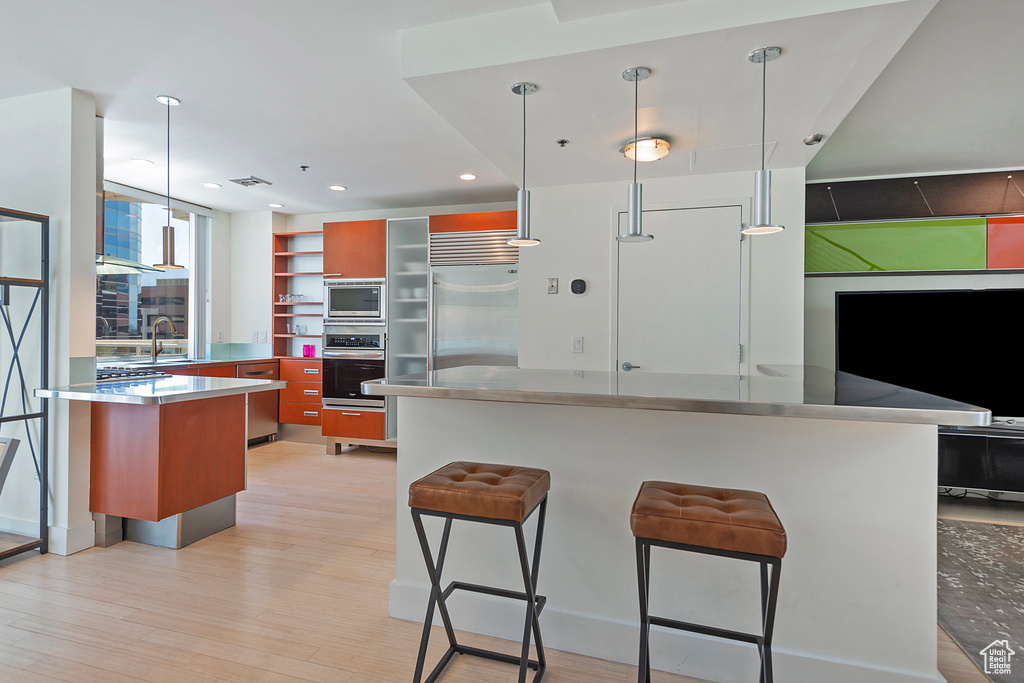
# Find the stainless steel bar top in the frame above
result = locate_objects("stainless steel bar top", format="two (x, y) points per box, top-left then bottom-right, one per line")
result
(362, 364), (991, 427)
(35, 376), (287, 406)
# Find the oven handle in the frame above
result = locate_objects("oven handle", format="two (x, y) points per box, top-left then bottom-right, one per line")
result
(323, 350), (385, 359)
(322, 405), (385, 414)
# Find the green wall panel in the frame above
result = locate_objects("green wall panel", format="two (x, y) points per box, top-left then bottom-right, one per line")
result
(805, 218), (987, 273)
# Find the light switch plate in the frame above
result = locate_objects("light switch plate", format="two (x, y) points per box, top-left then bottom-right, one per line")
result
(260, 331), (268, 343)
(547, 278), (558, 294)
(251, 331), (258, 343)
(572, 336), (583, 353)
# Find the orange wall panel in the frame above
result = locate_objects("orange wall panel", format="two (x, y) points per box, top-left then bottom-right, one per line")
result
(987, 216), (1024, 269)
(429, 211), (516, 233)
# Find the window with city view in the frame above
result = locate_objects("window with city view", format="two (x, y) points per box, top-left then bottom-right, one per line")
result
(96, 193), (192, 359)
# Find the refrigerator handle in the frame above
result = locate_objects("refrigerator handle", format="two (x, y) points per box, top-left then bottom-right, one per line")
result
(427, 270), (435, 373)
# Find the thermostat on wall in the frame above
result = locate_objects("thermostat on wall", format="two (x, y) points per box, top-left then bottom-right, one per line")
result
(570, 278), (587, 296)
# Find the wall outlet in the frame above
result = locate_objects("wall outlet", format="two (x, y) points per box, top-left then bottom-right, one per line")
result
(251, 331), (258, 343)
(547, 278), (558, 294)
(217, 331), (224, 342)
(260, 331), (268, 343)
(572, 336), (583, 353)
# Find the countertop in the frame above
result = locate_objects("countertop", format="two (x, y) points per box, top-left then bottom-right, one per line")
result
(36, 375), (287, 405)
(96, 357), (278, 370)
(362, 364), (991, 426)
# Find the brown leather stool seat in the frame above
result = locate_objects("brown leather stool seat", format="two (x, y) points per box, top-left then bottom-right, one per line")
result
(631, 480), (786, 683)
(409, 461), (550, 522)
(408, 461), (551, 683)
(630, 481), (787, 558)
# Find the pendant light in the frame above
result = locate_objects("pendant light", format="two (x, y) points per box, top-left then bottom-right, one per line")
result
(742, 47), (785, 236)
(507, 82), (540, 247)
(154, 95), (184, 268)
(617, 67), (653, 242)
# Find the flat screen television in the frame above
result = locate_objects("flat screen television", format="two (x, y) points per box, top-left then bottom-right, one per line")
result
(834, 288), (1023, 420)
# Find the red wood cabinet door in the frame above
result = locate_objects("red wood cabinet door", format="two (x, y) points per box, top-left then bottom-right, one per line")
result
(321, 407), (386, 440)
(323, 220), (386, 278)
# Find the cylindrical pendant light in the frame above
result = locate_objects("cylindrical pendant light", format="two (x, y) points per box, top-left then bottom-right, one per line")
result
(618, 67), (653, 243)
(155, 95), (184, 268)
(742, 47), (784, 236)
(508, 82), (540, 247)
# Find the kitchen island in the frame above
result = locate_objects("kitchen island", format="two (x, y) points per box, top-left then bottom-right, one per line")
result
(364, 365), (988, 683)
(37, 375), (286, 548)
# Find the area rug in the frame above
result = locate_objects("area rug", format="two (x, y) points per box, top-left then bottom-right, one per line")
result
(938, 519), (1024, 682)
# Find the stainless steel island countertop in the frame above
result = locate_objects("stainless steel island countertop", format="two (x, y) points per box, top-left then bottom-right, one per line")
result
(36, 375), (286, 405)
(362, 364), (990, 427)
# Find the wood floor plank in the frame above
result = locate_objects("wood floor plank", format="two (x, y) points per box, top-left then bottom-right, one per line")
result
(0, 440), (986, 682)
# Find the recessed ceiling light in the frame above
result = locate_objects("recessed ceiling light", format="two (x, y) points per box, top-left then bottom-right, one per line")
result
(329, 185), (347, 191)
(620, 137), (671, 162)
(156, 95), (181, 106)
(131, 158), (154, 167)
(460, 173), (477, 181)
(203, 182), (222, 189)
(269, 203), (284, 208)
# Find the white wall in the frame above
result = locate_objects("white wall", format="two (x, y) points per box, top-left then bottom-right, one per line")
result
(0, 88), (97, 554)
(518, 168), (806, 370)
(208, 212), (232, 344)
(228, 211), (276, 344)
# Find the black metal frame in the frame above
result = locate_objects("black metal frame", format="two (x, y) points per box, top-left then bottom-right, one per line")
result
(411, 494), (548, 683)
(636, 537), (781, 683)
(0, 207), (50, 561)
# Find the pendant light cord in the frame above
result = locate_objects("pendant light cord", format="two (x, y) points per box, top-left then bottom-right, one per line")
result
(522, 88), (527, 191)
(761, 54), (766, 172)
(166, 100), (172, 215)
(633, 72), (639, 184)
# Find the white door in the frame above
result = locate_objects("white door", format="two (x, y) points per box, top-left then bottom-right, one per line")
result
(617, 206), (744, 376)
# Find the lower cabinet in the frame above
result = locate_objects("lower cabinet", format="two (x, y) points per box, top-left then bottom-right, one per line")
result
(322, 407), (386, 441)
(279, 359), (323, 425)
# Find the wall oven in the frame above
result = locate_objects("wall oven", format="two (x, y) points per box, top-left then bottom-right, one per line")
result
(322, 326), (386, 408)
(324, 278), (386, 325)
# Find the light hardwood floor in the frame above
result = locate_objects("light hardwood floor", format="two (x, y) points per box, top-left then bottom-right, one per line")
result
(0, 440), (984, 681)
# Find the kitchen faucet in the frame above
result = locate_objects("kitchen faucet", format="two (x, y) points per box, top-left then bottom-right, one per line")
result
(150, 316), (177, 363)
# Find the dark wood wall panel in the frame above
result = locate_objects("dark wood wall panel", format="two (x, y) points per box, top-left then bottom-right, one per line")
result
(806, 170), (1024, 224)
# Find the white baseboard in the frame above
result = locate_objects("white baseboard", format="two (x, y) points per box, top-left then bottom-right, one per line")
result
(0, 514), (42, 538)
(390, 580), (944, 683)
(47, 520), (96, 556)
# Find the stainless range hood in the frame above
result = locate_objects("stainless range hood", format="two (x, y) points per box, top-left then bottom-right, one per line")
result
(94, 116), (161, 275)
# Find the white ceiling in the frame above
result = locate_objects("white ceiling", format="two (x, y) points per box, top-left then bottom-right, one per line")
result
(0, 0), (1016, 216)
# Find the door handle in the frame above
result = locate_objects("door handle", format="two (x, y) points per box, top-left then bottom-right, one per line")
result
(303, 389), (319, 396)
(621, 362), (641, 371)
(304, 368), (320, 374)
(303, 411), (319, 417)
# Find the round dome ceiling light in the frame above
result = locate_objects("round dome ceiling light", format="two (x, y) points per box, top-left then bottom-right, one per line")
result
(156, 95), (180, 107)
(269, 203), (284, 208)
(329, 185), (347, 191)
(621, 137), (671, 162)
(459, 173), (477, 181)
(203, 182), (222, 189)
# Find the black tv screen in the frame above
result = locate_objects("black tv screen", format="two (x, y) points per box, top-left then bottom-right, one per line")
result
(835, 289), (1023, 418)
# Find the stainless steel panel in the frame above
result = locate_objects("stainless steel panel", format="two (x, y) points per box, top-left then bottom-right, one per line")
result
(429, 229), (519, 265)
(237, 361), (279, 440)
(431, 264), (518, 370)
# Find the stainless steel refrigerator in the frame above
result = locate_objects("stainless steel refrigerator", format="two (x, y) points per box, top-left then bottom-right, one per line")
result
(430, 264), (518, 370)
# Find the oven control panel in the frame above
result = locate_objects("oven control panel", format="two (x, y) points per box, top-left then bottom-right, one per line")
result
(324, 333), (384, 351)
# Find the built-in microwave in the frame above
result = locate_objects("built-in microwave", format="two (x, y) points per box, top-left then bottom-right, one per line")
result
(324, 278), (386, 325)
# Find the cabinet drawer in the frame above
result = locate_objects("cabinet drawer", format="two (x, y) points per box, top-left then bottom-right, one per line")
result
(280, 381), (321, 403)
(280, 359), (322, 382)
(164, 367), (198, 376)
(198, 365), (236, 378)
(279, 401), (322, 426)
(322, 407), (386, 440)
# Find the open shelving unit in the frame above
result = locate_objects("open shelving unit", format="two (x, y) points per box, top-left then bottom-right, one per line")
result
(272, 231), (323, 359)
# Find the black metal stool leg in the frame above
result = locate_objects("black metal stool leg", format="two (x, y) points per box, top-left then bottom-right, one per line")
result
(412, 511), (458, 683)
(761, 560), (781, 683)
(528, 499), (548, 673)
(636, 538), (651, 683)
(514, 523), (539, 683)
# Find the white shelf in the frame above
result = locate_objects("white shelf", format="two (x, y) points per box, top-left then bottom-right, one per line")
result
(393, 318), (428, 323)
(390, 353), (427, 359)
(396, 243), (428, 250)
(393, 271), (428, 277)
(393, 298), (428, 303)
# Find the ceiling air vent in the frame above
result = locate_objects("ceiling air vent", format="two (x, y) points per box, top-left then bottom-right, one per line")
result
(228, 176), (273, 188)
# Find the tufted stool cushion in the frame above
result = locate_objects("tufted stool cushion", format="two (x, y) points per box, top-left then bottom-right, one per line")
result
(630, 481), (787, 558)
(409, 461), (551, 522)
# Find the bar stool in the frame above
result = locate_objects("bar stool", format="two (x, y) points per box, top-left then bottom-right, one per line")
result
(409, 461), (550, 683)
(630, 481), (786, 683)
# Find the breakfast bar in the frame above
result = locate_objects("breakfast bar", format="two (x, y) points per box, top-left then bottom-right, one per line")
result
(364, 365), (989, 683)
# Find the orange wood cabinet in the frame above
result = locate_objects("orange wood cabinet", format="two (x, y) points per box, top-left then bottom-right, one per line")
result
(322, 407), (386, 440)
(90, 394), (246, 522)
(198, 365), (236, 378)
(279, 359), (322, 425)
(428, 210), (516, 233)
(323, 220), (386, 278)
